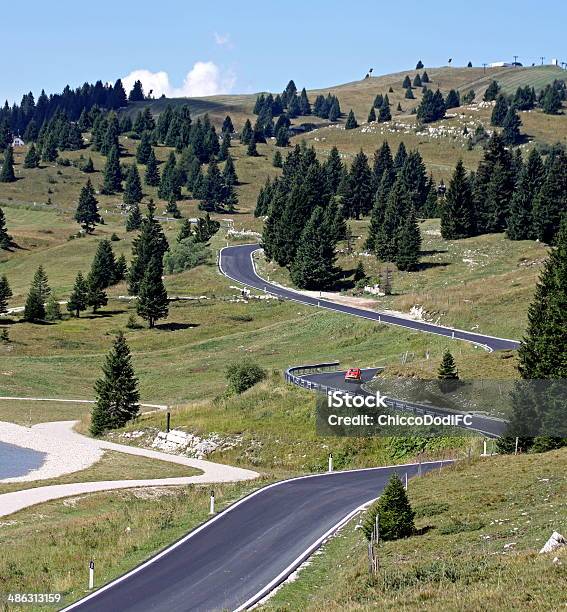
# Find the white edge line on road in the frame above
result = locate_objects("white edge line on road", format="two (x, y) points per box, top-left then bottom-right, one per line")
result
(60, 460), (449, 611)
(218, 245), (520, 353)
(0, 397), (168, 410)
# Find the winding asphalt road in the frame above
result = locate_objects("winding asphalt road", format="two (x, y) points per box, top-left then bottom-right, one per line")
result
(63, 462), (446, 612)
(219, 244), (520, 352)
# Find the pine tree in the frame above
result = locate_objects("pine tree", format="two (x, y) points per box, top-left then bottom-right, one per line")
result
(395, 208), (421, 271)
(165, 197), (181, 218)
(542, 85), (562, 115)
(404, 87), (415, 100)
(367, 106), (376, 122)
(123, 163), (143, 206)
(345, 109), (358, 130)
(90, 332), (140, 436)
(421, 71), (430, 83)
(438, 349), (459, 379)
(273, 150), (283, 168)
(240, 119), (253, 145)
(41, 132), (58, 162)
(222, 115), (234, 134)
(491, 94), (509, 126)
(75, 179), (100, 233)
(362, 474), (415, 542)
(376, 178), (410, 261)
(136, 257), (169, 328)
(222, 154), (238, 186)
(136, 132), (152, 164)
(82, 156), (95, 173)
(445, 89), (460, 108)
(0, 146), (16, 182)
(0, 275), (13, 314)
(402, 75), (412, 89)
(396, 102), (402, 112)
(484, 80), (500, 102)
(144, 147), (160, 186)
(345, 150), (372, 218)
(484, 162), (511, 232)
(441, 160), (475, 239)
(24, 265), (50, 322)
(128, 80), (145, 102)
(378, 99), (392, 122)
(67, 271), (88, 317)
(290, 207), (338, 290)
(416, 60), (424, 69)
(23, 144), (39, 169)
(128, 202), (169, 294)
(533, 149), (567, 244)
(90, 239), (117, 289)
(0, 207), (12, 249)
(247, 136), (259, 157)
(275, 127), (289, 147)
(45, 295), (62, 321)
(501, 107), (522, 145)
(115, 253), (128, 282)
(126, 202), (143, 232)
(86, 271), (108, 313)
(507, 149), (544, 240)
(393, 142), (408, 171)
(177, 218), (192, 242)
(218, 131), (230, 161)
(101, 145), (122, 194)
(158, 151), (180, 201)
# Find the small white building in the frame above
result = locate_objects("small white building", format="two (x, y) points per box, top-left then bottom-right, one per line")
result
(12, 136), (25, 147)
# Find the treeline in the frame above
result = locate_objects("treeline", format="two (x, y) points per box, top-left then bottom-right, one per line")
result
(441, 134), (567, 244)
(485, 79), (565, 115)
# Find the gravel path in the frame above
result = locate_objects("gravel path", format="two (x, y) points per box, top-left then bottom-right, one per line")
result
(0, 421), (258, 518)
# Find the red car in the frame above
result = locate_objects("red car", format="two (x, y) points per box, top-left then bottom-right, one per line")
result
(344, 368), (362, 383)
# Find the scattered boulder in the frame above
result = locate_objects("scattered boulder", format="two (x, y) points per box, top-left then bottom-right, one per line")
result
(539, 531), (566, 554)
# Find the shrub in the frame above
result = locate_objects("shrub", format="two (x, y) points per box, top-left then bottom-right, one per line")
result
(225, 359), (267, 394)
(163, 238), (210, 274)
(362, 473), (415, 541)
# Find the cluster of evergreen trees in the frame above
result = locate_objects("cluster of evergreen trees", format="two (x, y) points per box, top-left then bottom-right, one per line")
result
(370, 94), (392, 122)
(441, 135), (566, 244)
(313, 94), (341, 120)
(416, 89), (446, 123)
(485, 79), (565, 115)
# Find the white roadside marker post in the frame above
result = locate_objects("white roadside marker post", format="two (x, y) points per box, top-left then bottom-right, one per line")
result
(405, 472), (408, 490)
(88, 560), (94, 590)
(209, 491), (215, 515)
(328, 453), (333, 472)
(515, 437), (519, 455)
(483, 439), (487, 456)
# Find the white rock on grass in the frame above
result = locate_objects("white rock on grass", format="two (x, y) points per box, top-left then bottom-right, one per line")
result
(539, 531), (566, 554)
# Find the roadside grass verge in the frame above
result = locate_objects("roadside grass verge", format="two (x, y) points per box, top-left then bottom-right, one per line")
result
(0, 480), (265, 610)
(262, 448), (567, 611)
(0, 450), (200, 495)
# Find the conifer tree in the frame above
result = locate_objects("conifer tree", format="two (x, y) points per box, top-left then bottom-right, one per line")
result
(484, 80), (500, 101)
(393, 142), (408, 171)
(218, 131), (230, 161)
(501, 107), (522, 145)
(395, 208), (421, 271)
(0, 146), (15, 182)
(177, 218), (192, 242)
(115, 254), (127, 282)
(345, 150), (373, 218)
(222, 115), (234, 134)
(402, 75), (412, 88)
(484, 161), (511, 232)
(397, 102), (402, 112)
(290, 207), (338, 290)
(101, 145), (122, 194)
(367, 106), (376, 122)
(165, 197), (181, 218)
(41, 132), (58, 162)
(374, 94), (384, 108)
(126, 202), (143, 232)
(507, 149), (544, 240)
(0, 207), (12, 249)
(416, 60), (424, 70)
(82, 156), (95, 173)
(542, 85), (562, 115)
(136, 257), (169, 328)
(67, 271), (88, 317)
(240, 119), (253, 145)
(0, 275), (13, 314)
(136, 132), (152, 164)
(533, 148), (567, 244)
(378, 99), (391, 122)
(441, 160), (475, 239)
(421, 71), (430, 83)
(272, 150), (283, 168)
(222, 154), (238, 185)
(413, 73), (422, 87)
(247, 136), (259, 157)
(345, 109), (358, 130)
(376, 178), (410, 261)
(445, 89), (460, 108)
(144, 147), (160, 186)
(24, 265), (50, 322)
(75, 179), (100, 233)
(128, 80), (145, 102)
(128, 201), (169, 294)
(405, 87), (415, 100)
(275, 127), (289, 147)
(90, 239), (117, 289)
(324, 146), (344, 194)
(438, 349), (459, 380)
(23, 144), (39, 169)
(491, 94), (509, 126)
(362, 473), (415, 541)
(123, 163), (143, 206)
(90, 332), (139, 436)
(86, 271), (108, 313)
(45, 295), (62, 321)
(158, 151), (181, 201)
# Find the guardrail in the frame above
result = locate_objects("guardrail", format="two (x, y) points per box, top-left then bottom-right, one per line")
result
(284, 362), (505, 437)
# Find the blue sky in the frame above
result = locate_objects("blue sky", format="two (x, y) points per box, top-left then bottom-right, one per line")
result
(2, 0), (566, 103)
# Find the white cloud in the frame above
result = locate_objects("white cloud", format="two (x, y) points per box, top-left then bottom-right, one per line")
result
(213, 32), (231, 47)
(121, 62), (235, 99)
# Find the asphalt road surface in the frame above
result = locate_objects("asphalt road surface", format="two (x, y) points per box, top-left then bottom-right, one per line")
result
(219, 244), (520, 352)
(63, 462), (446, 612)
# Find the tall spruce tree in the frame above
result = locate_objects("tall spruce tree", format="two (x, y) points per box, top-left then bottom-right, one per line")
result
(290, 207), (338, 290)
(376, 178), (410, 261)
(158, 151), (181, 201)
(90, 240), (117, 289)
(502, 107), (522, 145)
(533, 148), (567, 244)
(0, 207), (12, 249)
(438, 349), (459, 380)
(144, 147), (160, 186)
(90, 332), (140, 436)
(484, 80), (500, 101)
(136, 257), (169, 328)
(126, 202), (143, 232)
(345, 150), (373, 218)
(367, 106), (376, 122)
(445, 89), (460, 108)
(0, 275), (13, 314)
(23, 265), (50, 322)
(136, 132), (152, 164)
(441, 160), (475, 239)
(67, 271), (88, 317)
(23, 144), (39, 169)
(101, 145), (122, 194)
(507, 149), (544, 240)
(86, 271), (108, 313)
(75, 179), (100, 233)
(491, 94), (509, 126)
(345, 110), (358, 130)
(0, 146), (16, 182)
(123, 162), (143, 206)
(395, 208), (421, 271)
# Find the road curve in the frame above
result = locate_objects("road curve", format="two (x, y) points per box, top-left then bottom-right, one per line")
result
(63, 461), (447, 612)
(219, 244), (520, 352)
